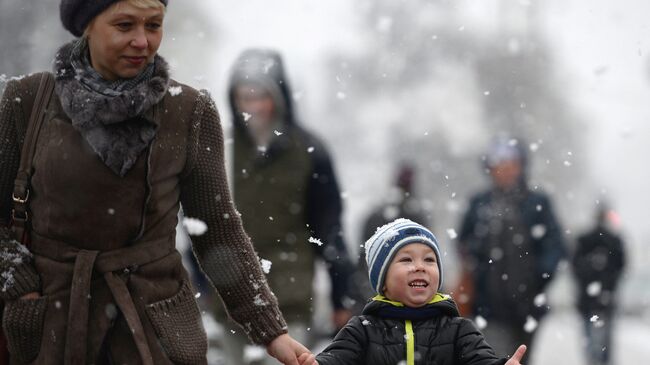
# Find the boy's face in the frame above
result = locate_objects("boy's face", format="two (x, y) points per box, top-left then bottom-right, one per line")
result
(383, 243), (439, 308)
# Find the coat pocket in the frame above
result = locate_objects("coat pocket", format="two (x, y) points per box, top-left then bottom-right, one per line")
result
(2, 296), (47, 364)
(145, 280), (207, 364)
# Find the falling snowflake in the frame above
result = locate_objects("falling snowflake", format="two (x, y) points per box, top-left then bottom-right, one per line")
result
(260, 259), (272, 274)
(475, 315), (487, 330)
(168, 86), (183, 96)
(524, 316), (538, 333)
(531, 224), (547, 239)
(183, 217), (208, 236)
(253, 294), (269, 306)
(447, 229), (458, 240)
(587, 281), (602, 297)
(309, 237), (324, 247)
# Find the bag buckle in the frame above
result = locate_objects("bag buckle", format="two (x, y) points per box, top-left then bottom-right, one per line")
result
(11, 209), (28, 222)
(12, 190), (29, 204)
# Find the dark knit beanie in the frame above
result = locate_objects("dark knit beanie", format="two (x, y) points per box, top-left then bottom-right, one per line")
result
(60, 0), (169, 37)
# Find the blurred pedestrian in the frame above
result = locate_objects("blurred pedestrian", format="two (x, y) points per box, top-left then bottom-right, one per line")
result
(214, 48), (354, 364)
(361, 163), (429, 242)
(0, 1), (311, 363)
(572, 204), (626, 365)
(350, 163), (430, 314)
(457, 137), (566, 359)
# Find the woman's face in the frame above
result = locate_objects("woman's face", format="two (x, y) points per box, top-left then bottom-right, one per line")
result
(86, 2), (164, 81)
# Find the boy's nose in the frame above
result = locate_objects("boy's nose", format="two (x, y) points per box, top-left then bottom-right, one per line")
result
(412, 261), (425, 271)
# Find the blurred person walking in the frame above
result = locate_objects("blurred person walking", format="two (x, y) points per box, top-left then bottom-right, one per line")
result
(0, 1), (312, 363)
(457, 137), (566, 360)
(571, 204), (626, 365)
(349, 163), (430, 314)
(215, 48), (354, 364)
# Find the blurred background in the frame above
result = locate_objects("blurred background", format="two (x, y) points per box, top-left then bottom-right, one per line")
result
(2, 0), (649, 363)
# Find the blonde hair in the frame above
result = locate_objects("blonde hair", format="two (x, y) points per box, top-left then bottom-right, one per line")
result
(116, 0), (166, 12)
(83, 0), (166, 36)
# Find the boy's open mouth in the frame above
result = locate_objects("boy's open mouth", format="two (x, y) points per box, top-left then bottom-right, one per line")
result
(408, 280), (429, 288)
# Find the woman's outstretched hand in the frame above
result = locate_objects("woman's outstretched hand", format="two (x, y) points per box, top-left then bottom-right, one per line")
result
(505, 345), (527, 365)
(267, 333), (315, 365)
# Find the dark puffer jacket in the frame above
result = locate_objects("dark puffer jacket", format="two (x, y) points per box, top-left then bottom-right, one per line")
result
(316, 295), (507, 365)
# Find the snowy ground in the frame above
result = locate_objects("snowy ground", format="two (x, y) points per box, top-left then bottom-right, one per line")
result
(529, 310), (650, 364)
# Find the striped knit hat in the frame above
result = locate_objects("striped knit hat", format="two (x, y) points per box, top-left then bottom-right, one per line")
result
(365, 218), (443, 295)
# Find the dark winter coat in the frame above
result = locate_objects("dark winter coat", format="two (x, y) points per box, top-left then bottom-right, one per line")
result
(572, 225), (625, 315)
(316, 295), (507, 365)
(0, 42), (286, 364)
(458, 188), (566, 323)
(222, 49), (353, 322)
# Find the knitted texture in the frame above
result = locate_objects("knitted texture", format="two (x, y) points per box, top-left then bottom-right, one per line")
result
(180, 92), (287, 344)
(365, 218), (443, 295)
(0, 80), (41, 299)
(0, 76), (287, 345)
(2, 296), (48, 363)
(145, 280), (207, 364)
(59, 0), (169, 37)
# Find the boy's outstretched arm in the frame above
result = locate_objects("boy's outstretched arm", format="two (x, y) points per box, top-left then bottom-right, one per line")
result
(504, 345), (527, 365)
(315, 316), (367, 365)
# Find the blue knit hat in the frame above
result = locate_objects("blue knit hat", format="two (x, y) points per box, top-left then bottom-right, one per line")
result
(365, 218), (443, 295)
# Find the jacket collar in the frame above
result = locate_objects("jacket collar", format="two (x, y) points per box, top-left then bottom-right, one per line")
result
(362, 293), (460, 320)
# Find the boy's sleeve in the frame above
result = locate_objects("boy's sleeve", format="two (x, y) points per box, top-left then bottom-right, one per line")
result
(455, 319), (507, 365)
(316, 316), (367, 365)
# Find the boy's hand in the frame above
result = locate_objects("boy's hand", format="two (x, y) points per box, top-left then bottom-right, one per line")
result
(298, 352), (317, 365)
(505, 345), (527, 365)
(266, 333), (313, 365)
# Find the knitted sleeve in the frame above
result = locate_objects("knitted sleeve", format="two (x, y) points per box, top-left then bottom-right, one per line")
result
(179, 91), (287, 345)
(0, 79), (42, 300)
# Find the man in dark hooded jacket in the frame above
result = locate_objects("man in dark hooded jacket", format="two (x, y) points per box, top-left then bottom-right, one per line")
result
(457, 137), (566, 359)
(572, 205), (626, 365)
(215, 49), (354, 364)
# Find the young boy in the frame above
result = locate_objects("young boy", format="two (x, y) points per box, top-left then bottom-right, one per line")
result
(305, 218), (526, 365)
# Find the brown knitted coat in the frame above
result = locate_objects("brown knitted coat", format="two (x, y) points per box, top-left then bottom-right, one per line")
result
(0, 66), (286, 363)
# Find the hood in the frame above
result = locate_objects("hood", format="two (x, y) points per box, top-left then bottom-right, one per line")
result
(228, 48), (296, 132)
(362, 294), (460, 320)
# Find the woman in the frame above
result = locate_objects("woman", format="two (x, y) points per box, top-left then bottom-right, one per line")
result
(0, 0), (317, 364)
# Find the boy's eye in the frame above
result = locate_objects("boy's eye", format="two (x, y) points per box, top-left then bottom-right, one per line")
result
(398, 257), (412, 263)
(425, 257), (436, 263)
(146, 22), (162, 30)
